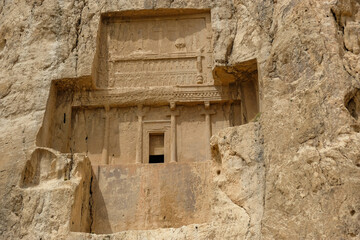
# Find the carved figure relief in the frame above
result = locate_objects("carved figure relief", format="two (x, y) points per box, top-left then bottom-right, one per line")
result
(97, 13), (213, 88)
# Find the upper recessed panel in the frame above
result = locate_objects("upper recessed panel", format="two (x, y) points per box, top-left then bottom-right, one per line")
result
(96, 11), (213, 88)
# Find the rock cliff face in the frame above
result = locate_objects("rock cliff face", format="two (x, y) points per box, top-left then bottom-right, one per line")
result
(0, 0), (359, 239)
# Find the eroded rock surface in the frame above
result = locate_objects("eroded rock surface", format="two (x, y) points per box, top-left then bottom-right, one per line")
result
(1, 0), (360, 239)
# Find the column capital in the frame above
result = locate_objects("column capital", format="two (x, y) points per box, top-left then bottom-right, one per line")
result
(200, 103), (216, 115)
(167, 102), (180, 116)
(204, 101), (210, 110)
(170, 101), (176, 110)
(136, 104), (147, 117)
(167, 109), (180, 117)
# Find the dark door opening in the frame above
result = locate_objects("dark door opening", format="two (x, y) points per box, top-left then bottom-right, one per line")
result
(149, 155), (164, 164)
(149, 133), (165, 164)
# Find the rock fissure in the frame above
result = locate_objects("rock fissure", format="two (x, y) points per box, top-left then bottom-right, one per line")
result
(242, 205), (252, 240)
(73, 0), (86, 75)
(89, 174), (94, 234)
(67, 154), (74, 181)
(225, 19), (238, 64)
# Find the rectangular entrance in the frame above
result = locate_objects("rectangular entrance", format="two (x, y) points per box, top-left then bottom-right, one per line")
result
(149, 133), (165, 164)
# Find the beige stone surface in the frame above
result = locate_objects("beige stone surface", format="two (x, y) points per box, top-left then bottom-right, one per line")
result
(1, 0), (360, 240)
(90, 162), (212, 233)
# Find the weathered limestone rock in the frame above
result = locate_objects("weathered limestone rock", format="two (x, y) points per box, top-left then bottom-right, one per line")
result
(1, 0), (360, 239)
(11, 150), (91, 239)
(260, 0), (360, 239)
(211, 122), (265, 239)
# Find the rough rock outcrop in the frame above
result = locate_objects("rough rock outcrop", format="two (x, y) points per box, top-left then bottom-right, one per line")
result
(1, 0), (360, 239)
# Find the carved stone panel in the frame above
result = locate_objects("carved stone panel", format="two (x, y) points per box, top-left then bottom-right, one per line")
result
(97, 13), (213, 88)
(91, 162), (211, 233)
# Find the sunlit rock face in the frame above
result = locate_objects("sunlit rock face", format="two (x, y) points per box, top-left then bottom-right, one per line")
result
(1, 0), (360, 239)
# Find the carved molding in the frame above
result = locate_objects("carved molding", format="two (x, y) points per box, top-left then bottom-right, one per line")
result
(72, 86), (240, 108)
(96, 12), (213, 88)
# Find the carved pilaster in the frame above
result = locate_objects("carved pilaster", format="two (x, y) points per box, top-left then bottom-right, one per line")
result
(136, 105), (145, 164)
(201, 101), (216, 160)
(168, 102), (180, 163)
(101, 104), (110, 165)
(196, 48), (204, 84)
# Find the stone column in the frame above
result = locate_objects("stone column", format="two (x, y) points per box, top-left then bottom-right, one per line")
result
(201, 102), (216, 160)
(101, 104), (110, 165)
(169, 102), (180, 163)
(136, 105), (144, 164)
(196, 48), (204, 84)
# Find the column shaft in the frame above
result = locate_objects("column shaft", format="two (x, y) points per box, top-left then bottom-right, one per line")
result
(170, 114), (177, 163)
(101, 107), (110, 165)
(205, 113), (212, 160)
(135, 115), (143, 164)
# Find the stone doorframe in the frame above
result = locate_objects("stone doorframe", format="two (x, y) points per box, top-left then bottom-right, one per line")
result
(142, 120), (171, 164)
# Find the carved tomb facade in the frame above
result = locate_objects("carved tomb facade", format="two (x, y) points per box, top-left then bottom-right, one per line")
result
(36, 9), (259, 234)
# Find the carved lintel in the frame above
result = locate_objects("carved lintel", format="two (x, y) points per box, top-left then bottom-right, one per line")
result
(143, 120), (171, 124)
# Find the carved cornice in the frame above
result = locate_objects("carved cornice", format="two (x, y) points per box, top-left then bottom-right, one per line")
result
(72, 85), (239, 108)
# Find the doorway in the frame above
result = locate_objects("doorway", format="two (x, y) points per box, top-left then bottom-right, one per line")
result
(149, 133), (165, 164)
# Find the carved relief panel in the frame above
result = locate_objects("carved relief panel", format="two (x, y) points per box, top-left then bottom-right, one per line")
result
(97, 12), (213, 88)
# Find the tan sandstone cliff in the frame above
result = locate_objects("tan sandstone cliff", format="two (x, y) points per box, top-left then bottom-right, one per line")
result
(0, 0), (360, 239)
